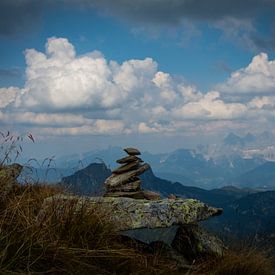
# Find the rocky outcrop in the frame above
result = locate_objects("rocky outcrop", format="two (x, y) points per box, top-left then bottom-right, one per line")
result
(39, 194), (224, 263)
(40, 195), (222, 231)
(41, 147), (225, 264)
(0, 163), (22, 200)
(104, 148), (160, 199)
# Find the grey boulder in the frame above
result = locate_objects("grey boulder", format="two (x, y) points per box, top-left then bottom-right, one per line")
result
(39, 195), (222, 231)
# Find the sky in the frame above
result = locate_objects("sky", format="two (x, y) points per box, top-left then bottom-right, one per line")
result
(1, 0), (275, 158)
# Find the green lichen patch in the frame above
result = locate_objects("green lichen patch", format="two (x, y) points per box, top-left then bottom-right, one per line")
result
(41, 195), (223, 231)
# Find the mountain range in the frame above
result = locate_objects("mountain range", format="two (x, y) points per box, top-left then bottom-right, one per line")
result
(60, 162), (258, 210)
(49, 147), (270, 189)
(222, 131), (275, 148)
(59, 162), (275, 239)
(22, 146), (274, 190)
(207, 190), (275, 238)
(226, 161), (275, 189)
(61, 163), (111, 195)
(20, 131), (275, 190)
(223, 132), (256, 147)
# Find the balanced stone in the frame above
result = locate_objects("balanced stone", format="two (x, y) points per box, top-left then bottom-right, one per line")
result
(104, 190), (160, 200)
(124, 148), (141, 155)
(113, 160), (141, 174)
(107, 179), (141, 192)
(104, 148), (155, 200)
(116, 155), (143, 164)
(105, 163), (150, 189)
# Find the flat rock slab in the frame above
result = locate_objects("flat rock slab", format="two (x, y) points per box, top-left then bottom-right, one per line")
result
(116, 155), (143, 164)
(39, 195), (223, 231)
(104, 190), (160, 200)
(124, 148), (141, 155)
(105, 163), (150, 188)
(122, 225), (179, 245)
(107, 180), (141, 192)
(112, 160), (141, 174)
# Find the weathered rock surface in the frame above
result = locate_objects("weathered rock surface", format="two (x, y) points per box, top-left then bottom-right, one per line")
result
(108, 179), (141, 192)
(112, 160), (141, 174)
(104, 190), (161, 200)
(172, 224), (225, 259)
(104, 147), (157, 199)
(149, 241), (191, 268)
(58, 146), (226, 264)
(122, 225), (179, 245)
(116, 155), (143, 164)
(40, 195), (222, 231)
(104, 163), (150, 189)
(124, 148), (141, 155)
(0, 163), (22, 200)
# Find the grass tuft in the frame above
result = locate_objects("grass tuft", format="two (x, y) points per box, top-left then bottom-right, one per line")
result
(0, 182), (274, 274)
(1, 183), (274, 274)
(192, 246), (275, 275)
(0, 183), (179, 274)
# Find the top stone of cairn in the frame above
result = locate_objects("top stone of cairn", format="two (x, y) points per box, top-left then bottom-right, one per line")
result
(124, 147), (141, 156)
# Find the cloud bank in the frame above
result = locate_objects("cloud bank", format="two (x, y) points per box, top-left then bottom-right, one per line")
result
(1, 1), (275, 52)
(217, 53), (275, 95)
(1, 37), (275, 137)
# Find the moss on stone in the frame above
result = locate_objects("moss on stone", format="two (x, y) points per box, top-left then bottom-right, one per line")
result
(41, 195), (223, 231)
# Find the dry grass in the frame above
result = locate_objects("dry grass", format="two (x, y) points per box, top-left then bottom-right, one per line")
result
(0, 183), (180, 274)
(0, 183), (274, 274)
(1, 183), (274, 275)
(192, 246), (275, 275)
(0, 132), (274, 274)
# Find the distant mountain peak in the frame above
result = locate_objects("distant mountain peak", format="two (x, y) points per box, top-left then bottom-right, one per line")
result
(243, 133), (256, 143)
(60, 162), (112, 196)
(223, 132), (256, 147)
(223, 133), (244, 146)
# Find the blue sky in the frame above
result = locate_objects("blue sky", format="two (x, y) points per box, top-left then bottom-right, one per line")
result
(2, 3), (274, 89)
(1, 1), (275, 157)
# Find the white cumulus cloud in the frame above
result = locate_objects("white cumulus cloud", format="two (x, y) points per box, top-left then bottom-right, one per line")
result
(0, 87), (21, 108)
(1, 37), (275, 138)
(172, 91), (247, 120)
(217, 53), (275, 95)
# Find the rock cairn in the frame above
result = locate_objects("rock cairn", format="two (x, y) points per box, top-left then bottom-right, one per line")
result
(104, 147), (160, 200)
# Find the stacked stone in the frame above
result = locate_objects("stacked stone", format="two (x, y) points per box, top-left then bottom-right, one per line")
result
(104, 148), (160, 200)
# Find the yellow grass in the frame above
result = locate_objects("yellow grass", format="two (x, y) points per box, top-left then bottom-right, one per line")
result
(0, 184), (179, 274)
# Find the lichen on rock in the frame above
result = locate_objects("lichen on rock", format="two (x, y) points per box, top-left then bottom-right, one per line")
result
(40, 147), (225, 264)
(40, 195), (222, 231)
(172, 224), (225, 259)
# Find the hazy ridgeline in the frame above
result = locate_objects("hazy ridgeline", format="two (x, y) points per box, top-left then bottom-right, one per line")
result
(0, 132), (274, 274)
